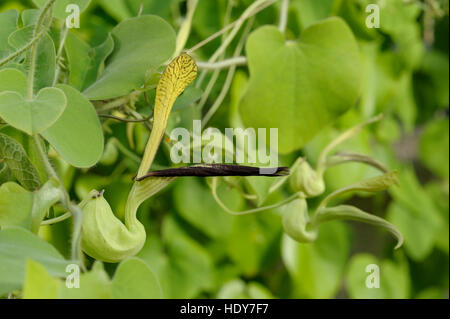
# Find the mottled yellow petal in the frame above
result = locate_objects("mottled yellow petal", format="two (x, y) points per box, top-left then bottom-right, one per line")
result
(137, 53), (197, 178)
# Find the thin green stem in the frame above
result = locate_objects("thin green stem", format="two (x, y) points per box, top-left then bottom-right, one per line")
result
(27, 0), (57, 98)
(96, 91), (141, 112)
(202, 18), (253, 127)
(195, 0), (233, 89)
(138, 0), (144, 16)
(316, 114), (383, 176)
(278, 0), (289, 33)
(41, 211), (71, 225)
(197, 56), (247, 70)
(32, 134), (83, 263)
(174, 0), (199, 57)
(210, 177), (300, 215)
(53, 24), (68, 86)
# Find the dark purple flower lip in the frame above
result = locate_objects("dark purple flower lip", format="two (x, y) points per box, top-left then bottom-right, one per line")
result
(134, 164), (290, 181)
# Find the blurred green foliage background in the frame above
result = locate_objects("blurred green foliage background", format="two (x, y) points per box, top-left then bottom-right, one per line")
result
(0, 0), (448, 299)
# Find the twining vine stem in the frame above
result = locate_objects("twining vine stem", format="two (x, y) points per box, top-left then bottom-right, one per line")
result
(278, 0), (289, 33)
(197, 56), (247, 70)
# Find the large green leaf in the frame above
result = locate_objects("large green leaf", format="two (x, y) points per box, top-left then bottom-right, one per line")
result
(83, 15), (176, 100)
(227, 210), (281, 277)
(112, 257), (163, 299)
(173, 177), (241, 239)
(419, 118), (449, 179)
(0, 132), (41, 190)
(42, 84), (104, 168)
(65, 32), (114, 91)
(0, 227), (72, 296)
(0, 87), (66, 135)
(281, 221), (350, 298)
(238, 17), (361, 154)
(387, 169), (444, 261)
(137, 216), (214, 298)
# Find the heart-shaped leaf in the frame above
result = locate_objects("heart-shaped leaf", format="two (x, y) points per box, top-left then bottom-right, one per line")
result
(83, 15), (176, 100)
(238, 17), (361, 154)
(0, 87), (66, 135)
(42, 84), (104, 168)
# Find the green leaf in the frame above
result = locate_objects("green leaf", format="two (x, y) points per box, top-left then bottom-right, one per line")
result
(65, 32), (114, 91)
(239, 17), (361, 153)
(112, 257), (163, 299)
(0, 179), (62, 232)
(173, 177), (240, 239)
(387, 169), (444, 261)
(227, 211), (281, 276)
(23, 259), (59, 299)
(24, 260), (112, 299)
(41, 84), (104, 168)
(59, 262), (112, 299)
(346, 253), (410, 299)
(29, 178), (63, 233)
(137, 216), (214, 298)
(0, 227), (72, 296)
(21, 9), (40, 26)
(282, 221), (350, 298)
(32, 0), (91, 20)
(83, 15), (176, 100)
(0, 68), (27, 96)
(98, 0), (132, 21)
(291, 0), (334, 29)
(419, 118), (449, 179)
(0, 132), (41, 190)
(0, 10), (18, 60)
(8, 26), (56, 93)
(0, 182), (34, 228)
(172, 86), (203, 111)
(217, 279), (274, 299)
(0, 87), (66, 135)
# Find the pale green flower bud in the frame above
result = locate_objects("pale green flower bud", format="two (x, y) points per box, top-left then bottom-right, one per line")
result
(289, 160), (325, 197)
(80, 191), (145, 263)
(282, 198), (318, 243)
